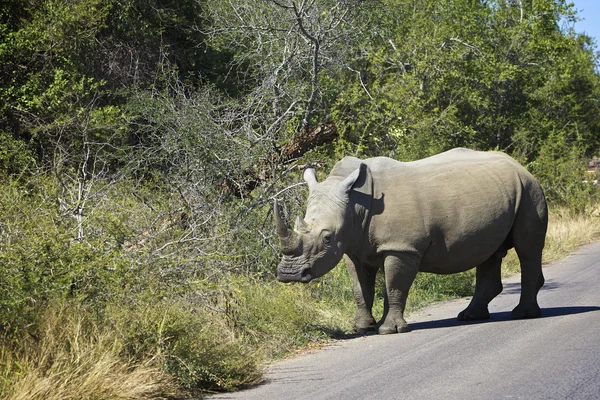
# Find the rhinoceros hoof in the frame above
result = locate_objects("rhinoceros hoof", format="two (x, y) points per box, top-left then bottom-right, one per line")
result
(378, 323), (411, 335)
(511, 304), (541, 319)
(355, 317), (378, 333)
(355, 323), (378, 333)
(457, 307), (490, 321)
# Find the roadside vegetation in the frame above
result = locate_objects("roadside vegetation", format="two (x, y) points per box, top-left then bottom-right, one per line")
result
(1, 0), (599, 398)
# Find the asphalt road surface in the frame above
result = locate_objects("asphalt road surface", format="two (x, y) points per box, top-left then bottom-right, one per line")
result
(212, 242), (600, 400)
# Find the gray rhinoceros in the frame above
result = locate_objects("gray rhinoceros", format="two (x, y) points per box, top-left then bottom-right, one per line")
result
(274, 148), (548, 334)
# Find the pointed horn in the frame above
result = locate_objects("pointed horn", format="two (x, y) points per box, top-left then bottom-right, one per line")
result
(274, 200), (300, 252)
(274, 200), (291, 237)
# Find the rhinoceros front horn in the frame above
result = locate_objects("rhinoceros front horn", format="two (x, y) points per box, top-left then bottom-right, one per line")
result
(274, 200), (300, 253)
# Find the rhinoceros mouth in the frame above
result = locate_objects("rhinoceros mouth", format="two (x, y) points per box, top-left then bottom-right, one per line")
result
(277, 263), (313, 283)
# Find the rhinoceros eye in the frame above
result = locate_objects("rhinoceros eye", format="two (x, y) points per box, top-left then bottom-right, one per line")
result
(322, 231), (332, 245)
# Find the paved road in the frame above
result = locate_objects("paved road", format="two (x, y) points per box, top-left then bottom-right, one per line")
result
(212, 242), (600, 400)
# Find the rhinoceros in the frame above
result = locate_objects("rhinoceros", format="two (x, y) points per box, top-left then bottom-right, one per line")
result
(274, 148), (547, 334)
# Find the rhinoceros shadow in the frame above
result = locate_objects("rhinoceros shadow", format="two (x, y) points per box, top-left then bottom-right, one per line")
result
(408, 305), (600, 332)
(501, 279), (561, 294)
(322, 304), (600, 340)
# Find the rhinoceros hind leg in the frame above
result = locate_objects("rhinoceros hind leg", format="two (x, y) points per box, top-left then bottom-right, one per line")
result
(457, 307), (490, 321)
(510, 267), (544, 319)
(510, 194), (546, 320)
(457, 252), (503, 321)
(511, 300), (542, 319)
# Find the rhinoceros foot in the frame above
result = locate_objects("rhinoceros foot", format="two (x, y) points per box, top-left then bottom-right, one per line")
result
(511, 303), (541, 319)
(457, 306), (490, 321)
(378, 319), (411, 334)
(354, 313), (378, 333)
(355, 324), (378, 334)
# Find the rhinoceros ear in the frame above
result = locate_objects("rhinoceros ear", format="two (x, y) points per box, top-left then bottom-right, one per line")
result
(338, 163), (372, 198)
(303, 167), (318, 192)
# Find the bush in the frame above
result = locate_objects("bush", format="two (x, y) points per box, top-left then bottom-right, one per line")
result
(0, 131), (35, 178)
(102, 274), (353, 393)
(107, 295), (261, 393)
(530, 130), (599, 214)
(0, 176), (138, 334)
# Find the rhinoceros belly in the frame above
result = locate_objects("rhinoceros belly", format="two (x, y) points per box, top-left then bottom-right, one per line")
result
(418, 212), (514, 274)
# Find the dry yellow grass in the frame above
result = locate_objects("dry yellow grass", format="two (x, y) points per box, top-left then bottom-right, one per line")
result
(543, 208), (600, 262)
(1, 208), (598, 399)
(1, 304), (174, 400)
(502, 207), (600, 275)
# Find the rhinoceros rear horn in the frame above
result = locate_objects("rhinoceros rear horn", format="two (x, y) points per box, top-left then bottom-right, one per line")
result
(274, 200), (300, 252)
(294, 215), (308, 232)
(303, 167), (318, 191)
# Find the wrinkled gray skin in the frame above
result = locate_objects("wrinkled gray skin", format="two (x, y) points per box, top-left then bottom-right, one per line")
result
(275, 148), (548, 334)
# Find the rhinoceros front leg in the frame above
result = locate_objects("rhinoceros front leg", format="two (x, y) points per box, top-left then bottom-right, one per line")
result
(345, 255), (378, 333)
(379, 253), (419, 334)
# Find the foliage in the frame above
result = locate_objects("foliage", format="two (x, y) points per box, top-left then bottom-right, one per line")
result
(530, 130), (598, 214)
(328, 0), (600, 161)
(1, 0), (599, 396)
(0, 131), (34, 177)
(0, 175), (161, 337)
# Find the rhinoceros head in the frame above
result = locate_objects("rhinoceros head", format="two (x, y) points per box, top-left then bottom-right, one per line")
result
(275, 163), (371, 283)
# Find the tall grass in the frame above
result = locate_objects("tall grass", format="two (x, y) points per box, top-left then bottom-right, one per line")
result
(501, 206), (600, 275)
(0, 279), (353, 398)
(1, 207), (599, 398)
(544, 207), (600, 260)
(0, 303), (173, 400)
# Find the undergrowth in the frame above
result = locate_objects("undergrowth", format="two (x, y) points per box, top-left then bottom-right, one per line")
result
(0, 302), (173, 400)
(1, 198), (599, 398)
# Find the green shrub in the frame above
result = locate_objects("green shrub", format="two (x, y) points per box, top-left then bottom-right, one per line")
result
(0, 177), (136, 334)
(530, 130), (599, 214)
(0, 132), (35, 178)
(109, 298), (261, 393)
(104, 275), (349, 393)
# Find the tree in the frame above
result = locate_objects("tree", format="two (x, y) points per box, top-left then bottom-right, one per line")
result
(203, 1), (372, 159)
(330, 0), (600, 160)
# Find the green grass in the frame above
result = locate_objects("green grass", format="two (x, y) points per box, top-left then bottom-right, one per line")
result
(2, 205), (599, 398)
